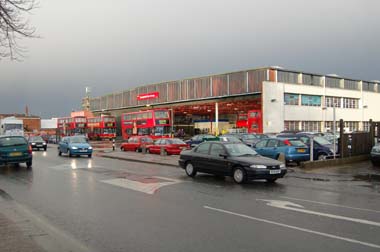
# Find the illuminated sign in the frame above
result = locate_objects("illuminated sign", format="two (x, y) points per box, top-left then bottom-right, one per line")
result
(156, 119), (169, 125)
(137, 92), (159, 101)
(106, 123), (114, 127)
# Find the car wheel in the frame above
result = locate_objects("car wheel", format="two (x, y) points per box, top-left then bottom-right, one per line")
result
(44, 147), (47, 151)
(68, 150), (72, 157)
(163, 149), (168, 155)
(233, 167), (246, 184)
(135, 148), (139, 153)
(317, 154), (327, 160)
(266, 178), (277, 183)
(120, 147), (124, 151)
(146, 148), (150, 154)
(26, 161), (32, 169)
(14, 163), (20, 167)
(185, 162), (197, 177)
(58, 149), (62, 156)
(88, 154), (92, 158)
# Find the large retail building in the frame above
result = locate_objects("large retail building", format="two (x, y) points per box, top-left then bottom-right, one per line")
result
(88, 66), (380, 134)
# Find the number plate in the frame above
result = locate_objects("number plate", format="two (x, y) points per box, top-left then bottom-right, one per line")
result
(79, 150), (87, 152)
(10, 152), (22, 157)
(297, 149), (306, 153)
(269, 169), (281, 175)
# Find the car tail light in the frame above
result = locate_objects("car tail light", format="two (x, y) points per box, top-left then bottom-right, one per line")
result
(284, 140), (291, 146)
(28, 145), (33, 154)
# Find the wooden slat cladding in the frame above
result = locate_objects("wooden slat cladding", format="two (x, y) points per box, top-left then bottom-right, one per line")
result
(187, 79), (196, 99)
(168, 81), (180, 102)
(123, 91), (130, 107)
(90, 98), (100, 111)
(106, 94), (114, 109)
(248, 70), (266, 92)
(129, 89), (137, 106)
(180, 80), (188, 100)
(114, 92), (123, 108)
(212, 75), (228, 97)
(229, 72), (246, 95)
(157, 83), (167, 103)
(100, 96), (107, 109)
(195, 78), (211, 98)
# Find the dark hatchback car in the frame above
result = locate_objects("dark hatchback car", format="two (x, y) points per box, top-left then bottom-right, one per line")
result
(28, 136), (47, 151)
(0, 136), (33, 168)
(370, 144), (380, 166)
(179, 141), (286, 184)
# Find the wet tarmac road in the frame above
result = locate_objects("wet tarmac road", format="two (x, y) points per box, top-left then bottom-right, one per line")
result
(0, 146), (380, 252)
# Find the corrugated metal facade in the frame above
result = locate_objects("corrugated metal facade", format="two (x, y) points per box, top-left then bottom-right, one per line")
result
(90, 69), (268, 111)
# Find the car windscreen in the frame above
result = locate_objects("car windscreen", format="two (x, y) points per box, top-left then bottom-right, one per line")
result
(30, 136), (44, 142)
(242, 134), (258, 140)
(289, 140), (307, 147)
(223, 136), (241, 142)
(314, 136), (331, 145)
(0, 137), (27, 147)
(70, 137), (87, 143)
(225, 143), (258, 157)
(168, 139), (185, 144)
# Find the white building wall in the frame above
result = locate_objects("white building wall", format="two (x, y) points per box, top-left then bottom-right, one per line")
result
(262, 81), (380, 133)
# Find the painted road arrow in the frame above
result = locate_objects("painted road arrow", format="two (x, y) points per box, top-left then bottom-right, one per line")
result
(257, 199), (380, 227)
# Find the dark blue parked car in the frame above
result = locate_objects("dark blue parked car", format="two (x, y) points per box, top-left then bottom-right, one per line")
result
(58, 136), (93, 158)
(254, 138), (310, 164)
(185, 134), (219, 148)
(277, 133), (337, 160)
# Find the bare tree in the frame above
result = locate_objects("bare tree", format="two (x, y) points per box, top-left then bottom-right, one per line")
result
(0, 0), (37, 60)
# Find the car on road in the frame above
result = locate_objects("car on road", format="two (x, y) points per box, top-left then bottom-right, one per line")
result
(370, 144), (380, 166)
(185, 134), (219, 148)
(48, 135), (58, 144)
(147, 138), (189, 155)
(28, 135), (47, 151)
(120, 136), (153, 152)
(58, 136), (93, 158)
(218, 135), (242, 143)
(253, 138), (310, 164)
(277, 133), (337, 160)
(0, 135), (33, 168)
(179, 141), (286, 184)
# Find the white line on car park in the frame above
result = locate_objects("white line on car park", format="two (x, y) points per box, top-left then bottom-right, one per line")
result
(204, 205), (380, 249)
(257, 199), (380, 227)
(281, 196), (380, 214)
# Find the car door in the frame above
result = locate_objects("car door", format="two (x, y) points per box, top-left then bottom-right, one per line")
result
(151, 139), (161, 153)
(126, 137), (136, 151)
(192, 142), (211, 172)
(254, 139), (268, 156)
(266, 139), (279, 159)
(61, 137), (69, 153)
(208, 143), (230, 175)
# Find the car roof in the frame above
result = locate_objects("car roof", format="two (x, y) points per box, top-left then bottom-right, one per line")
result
(0, 135), (24, 139)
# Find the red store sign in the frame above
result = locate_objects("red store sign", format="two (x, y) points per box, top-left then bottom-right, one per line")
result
(137, 92), (159, 101)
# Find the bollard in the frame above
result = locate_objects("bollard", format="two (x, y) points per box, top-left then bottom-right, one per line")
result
(142, 146), (146, 154)
(112, 138), (115, 151)
(310, 137), (314, 161)
(160, 146), (166, 156)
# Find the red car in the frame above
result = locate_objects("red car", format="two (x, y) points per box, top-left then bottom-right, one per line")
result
(120, 136), (153, 152)
(147, 138), (189, 155)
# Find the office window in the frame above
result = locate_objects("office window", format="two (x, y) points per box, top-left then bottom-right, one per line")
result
(301, 95), (321, 107)
(343, 98), (359, 109)
(284, 93), (299, 105)
(301, 121), (321, 132)
(325, 96), (341, 108)
(284, 121), (299, 131)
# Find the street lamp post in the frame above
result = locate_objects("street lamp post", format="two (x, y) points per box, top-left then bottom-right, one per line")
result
(333, 101), (336, 159)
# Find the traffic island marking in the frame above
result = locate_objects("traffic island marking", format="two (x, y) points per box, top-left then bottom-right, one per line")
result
(101, 175), (181, 195)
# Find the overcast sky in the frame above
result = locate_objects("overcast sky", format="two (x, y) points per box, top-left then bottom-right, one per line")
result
(1, 0), (379, 118)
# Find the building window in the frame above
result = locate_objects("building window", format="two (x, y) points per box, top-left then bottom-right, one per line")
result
(277, 71), (298, 83)
(343, 98), (359, 109)
(344, 121), (359, 132)
(301, 121), (321, 132)
(325, 77), (341, 89)
(325, 96), (341, 108)
(324, 121), (338, 133)
(284, 121), (299, 131)
(284, 93), (299, 105)
(344, 80), (359, 90)
(301, 95), (321, 107)
(363, 121), (370, 132)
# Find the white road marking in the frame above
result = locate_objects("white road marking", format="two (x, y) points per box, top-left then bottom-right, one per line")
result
(281, 196), (380, 214)
(101, 177), (181, 195)
(257, 199), (380, 227)
(204, 205), (380, 249)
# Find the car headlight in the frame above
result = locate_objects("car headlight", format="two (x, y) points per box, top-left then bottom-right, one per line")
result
(372, 147), (380, 153)
(43, 142), (46, 145)
(280, 164), (286, 169)
(88, 146), (93, 150)
(31, 143), (36, 145)
(250, 164), (267, 169)
(71, 146), (78, 150)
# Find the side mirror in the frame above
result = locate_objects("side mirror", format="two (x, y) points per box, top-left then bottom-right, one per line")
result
(219, 153), (228, 158)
